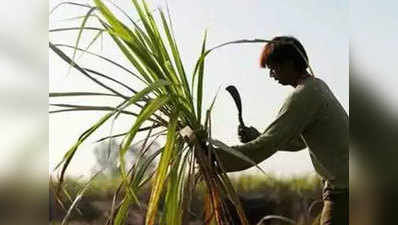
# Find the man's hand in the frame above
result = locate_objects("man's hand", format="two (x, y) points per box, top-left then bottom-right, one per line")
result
(238, 125), (260, 143)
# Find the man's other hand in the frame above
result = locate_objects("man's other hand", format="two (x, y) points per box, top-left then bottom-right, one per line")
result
(238, 125), (260, 143)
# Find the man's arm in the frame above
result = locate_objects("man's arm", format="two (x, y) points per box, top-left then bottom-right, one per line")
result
(278, 136), (307, 152)
(240, 126), (306, 151)
(215, 81), (322, 172)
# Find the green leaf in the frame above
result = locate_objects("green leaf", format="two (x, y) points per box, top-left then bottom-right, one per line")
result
(159, 10), (191, 102)
(107, 32), (155, 85)
(95, 128), (166, 143)
(93, 0), (132, 42)
(49, 92), (118, 97)
(49, 27), (105, 33)
(49, 42), (128, 99)
(55, 111), (114, 186)
(53, 44), (147, 85)
(133, 147), (163, 188)
(55, 80), (170, 187)
(49, 104), (140, 117)
(77, 29), (103, 60)
(119, 95), (170, 180)
(207, 38), (271, 53)
(50, 2), (91, 15)
(112, 195), (130, 225)
(196, 31), (207, 124)
(204, 85), (221, 130)
(145, 110), (179, 225)
(83, 67), (138, 94)
(61, 172), (101, 225)
(161, 142), (190, 225)
(209, 139), (269, 176)
(70, 6), (97, 72)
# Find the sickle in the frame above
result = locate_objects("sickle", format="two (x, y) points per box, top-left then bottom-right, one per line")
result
(226, 85), (245, 127)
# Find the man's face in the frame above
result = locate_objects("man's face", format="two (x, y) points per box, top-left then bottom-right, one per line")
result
(268, 61), (295, 86)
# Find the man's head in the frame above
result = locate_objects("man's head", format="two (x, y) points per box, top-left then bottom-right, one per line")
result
(260, 36), (309, 86)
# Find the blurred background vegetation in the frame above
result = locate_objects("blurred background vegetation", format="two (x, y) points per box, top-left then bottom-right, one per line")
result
(49, 174), (323, 225)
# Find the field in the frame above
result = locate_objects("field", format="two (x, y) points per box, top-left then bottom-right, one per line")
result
(50, 174), (323, 225)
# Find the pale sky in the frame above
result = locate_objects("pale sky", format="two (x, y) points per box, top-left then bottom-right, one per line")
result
(49, 0), (348, 178)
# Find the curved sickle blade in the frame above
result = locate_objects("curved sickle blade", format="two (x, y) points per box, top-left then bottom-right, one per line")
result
(226, 85), (245, 127)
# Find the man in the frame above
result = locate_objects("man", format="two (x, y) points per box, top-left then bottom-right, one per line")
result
(213, 36), (348, 225)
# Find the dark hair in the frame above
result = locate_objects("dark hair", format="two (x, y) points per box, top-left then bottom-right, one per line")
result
(260, 36), (308, 72)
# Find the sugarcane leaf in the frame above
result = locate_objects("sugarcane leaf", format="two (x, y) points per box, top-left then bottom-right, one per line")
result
(58, 15), (98, 22)
(196, 31), (207, 123)
(204, 85), (221, 130)
(112, 195), (131, 225)
(83, 67), (138, 94)
(50, 2), (91, 15)
(159, 10), (191, 102)
(206, 38), (315, 76)
(209, 139), (268, 176)
(107, 32), (154, 85)
(50, 103), (129, 110)
(145, 110), (179, 225)
(133, 147), (163, 188)
(55, 80), (170, 187)
(55, 110), (114, 188)
(115, 96), (169, 225)
(95, 7), (174, 98)
(49, 107), (139, 117)
(69, 6), (97, 72)
(161, 141), (184, 225)
(49, 27), (105, 33)
(93, 0), (132, 42)
(207, 38), (270, 53)
(61, 172), (101, 225)
(49, 92), (118, 97)
(103, 0), (151, 43)
(119, 95), (170, 180)
(130, 0), (157, 53)
(77, 29), (103, 60)
(256, 215), (296, 225)
(51, 43), (164, 125)
(124, 79), (169, 108)
(49, 42), (128, 99)
(166, 144), (190, 225)
(95, 127), (166, 143)
(54, 43), (147, 84)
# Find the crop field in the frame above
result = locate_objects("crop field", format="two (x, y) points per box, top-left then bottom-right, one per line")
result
(49, 174), (323, 225)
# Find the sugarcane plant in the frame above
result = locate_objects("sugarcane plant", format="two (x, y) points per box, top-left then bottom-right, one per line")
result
(49, 1), (304, 225)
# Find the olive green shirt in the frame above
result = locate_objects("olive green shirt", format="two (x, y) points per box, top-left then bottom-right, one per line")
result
(220, 77), (349, 189)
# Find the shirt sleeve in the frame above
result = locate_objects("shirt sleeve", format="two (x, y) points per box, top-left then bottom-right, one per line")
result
(262, 101), (307, 152)
(218, 81), (323, 172)
(278, 136), (307, 151)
